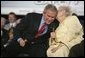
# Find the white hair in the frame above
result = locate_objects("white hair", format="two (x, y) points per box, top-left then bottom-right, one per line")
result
(58, 5), (72, 16)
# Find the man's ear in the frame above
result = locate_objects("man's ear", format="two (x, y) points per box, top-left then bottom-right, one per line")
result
(43, 10), (47, 14)
(43, 11), (46, 16)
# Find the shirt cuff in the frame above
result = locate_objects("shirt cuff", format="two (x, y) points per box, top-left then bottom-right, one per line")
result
(17, 38), (22, 42)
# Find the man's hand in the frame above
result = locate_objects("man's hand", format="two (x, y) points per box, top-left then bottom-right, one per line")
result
(50, 32), (55, 39)
(19, 38), (27, 47)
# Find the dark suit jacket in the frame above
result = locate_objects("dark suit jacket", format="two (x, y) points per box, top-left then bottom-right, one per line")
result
(1, 29), (22, 57)
(1, 29), (9, 48)
(1, 29), (9, 56)
(14, 13), (59, 45)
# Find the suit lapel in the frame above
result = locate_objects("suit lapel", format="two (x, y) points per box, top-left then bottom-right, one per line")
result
(33, 16), (42, 32)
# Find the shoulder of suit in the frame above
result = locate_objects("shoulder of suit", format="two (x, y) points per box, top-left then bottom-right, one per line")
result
(4, 23), (10, 30)
(27, 12), (42, 16)
(5, 23), (10, 27)
(26, 13), (42, 20)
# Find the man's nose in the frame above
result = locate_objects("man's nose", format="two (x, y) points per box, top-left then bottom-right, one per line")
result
(48, 17), (52, 20)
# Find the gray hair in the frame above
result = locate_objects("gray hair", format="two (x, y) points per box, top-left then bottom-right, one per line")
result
(1, 17), (6, 25)
(44, 4), (58, 14)
(58, 5), (72, 16)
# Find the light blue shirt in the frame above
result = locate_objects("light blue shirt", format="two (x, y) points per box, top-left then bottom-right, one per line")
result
(38, 17), (48, 35)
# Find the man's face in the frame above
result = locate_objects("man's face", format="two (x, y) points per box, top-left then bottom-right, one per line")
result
(43, 10), (57, 24)
(8, 14), (16, 23)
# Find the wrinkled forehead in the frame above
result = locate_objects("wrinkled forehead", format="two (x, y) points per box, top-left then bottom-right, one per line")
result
(45, 10), (57, 16)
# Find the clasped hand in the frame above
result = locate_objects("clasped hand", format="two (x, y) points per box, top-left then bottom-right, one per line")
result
(19, 38), (27, 47)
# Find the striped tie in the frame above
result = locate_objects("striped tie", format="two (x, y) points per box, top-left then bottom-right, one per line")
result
(35, 23), (47, 38)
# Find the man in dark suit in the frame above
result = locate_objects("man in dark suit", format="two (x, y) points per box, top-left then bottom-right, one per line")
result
(14, 4), (59, 57)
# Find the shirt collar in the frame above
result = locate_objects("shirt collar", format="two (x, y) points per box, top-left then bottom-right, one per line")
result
(41, 17), (45, 24)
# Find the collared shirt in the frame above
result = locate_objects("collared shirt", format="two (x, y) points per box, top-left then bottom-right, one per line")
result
(38, 17), (48, 35)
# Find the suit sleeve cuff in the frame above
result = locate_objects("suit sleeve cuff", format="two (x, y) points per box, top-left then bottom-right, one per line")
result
(17, 38), (22, 42)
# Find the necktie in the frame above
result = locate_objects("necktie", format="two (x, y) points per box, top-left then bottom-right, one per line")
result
(35, 22), (47, 38)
